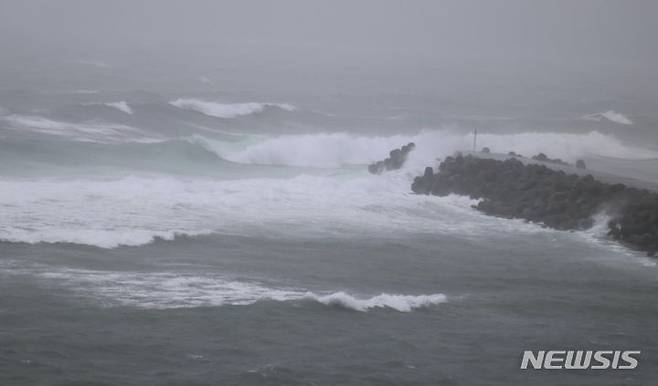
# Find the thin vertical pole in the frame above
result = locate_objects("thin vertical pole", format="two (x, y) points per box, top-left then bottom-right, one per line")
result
(473, 129), (477, 152)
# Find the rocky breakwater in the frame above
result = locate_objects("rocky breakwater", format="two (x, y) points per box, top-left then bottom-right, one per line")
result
(368, 143), (415, 174)
(412, 154), (658, 256)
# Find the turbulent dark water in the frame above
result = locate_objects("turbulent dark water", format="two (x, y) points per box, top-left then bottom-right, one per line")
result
(1, 89), (658, 385)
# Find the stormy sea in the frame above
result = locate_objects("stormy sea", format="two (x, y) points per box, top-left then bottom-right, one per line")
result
(1, 86), (658, 385)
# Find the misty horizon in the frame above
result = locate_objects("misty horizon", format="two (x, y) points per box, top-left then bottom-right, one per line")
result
(1, 0), (657, 98)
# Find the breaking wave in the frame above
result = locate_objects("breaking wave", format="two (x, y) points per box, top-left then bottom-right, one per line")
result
(305, 291), (447, 312)
(8, 129), (652, 174)
(197, 130), (658, 168)
(582, 110), (633, 125)
(169, 98), (296, 118)
(2, 127), (654, 249)
(0, 263), (447, 311)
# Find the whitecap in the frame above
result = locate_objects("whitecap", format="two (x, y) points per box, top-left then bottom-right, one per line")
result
(169, 98), (295, 118)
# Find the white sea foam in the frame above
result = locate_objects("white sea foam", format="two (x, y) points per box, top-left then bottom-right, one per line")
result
(104, 101), (133, 114)
(169, 98), (296, 118)
(197, 130), (658, 169)
(0, 172), (550, 248)
(3, 114), (159, 143)
(582, 110), (633, 125)
(0, 263), (446, 311)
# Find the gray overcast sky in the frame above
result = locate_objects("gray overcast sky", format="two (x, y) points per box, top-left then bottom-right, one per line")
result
(1, 0), (656, 94)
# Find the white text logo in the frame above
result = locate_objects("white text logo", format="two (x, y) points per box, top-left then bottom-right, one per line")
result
(520, 350), (640, 370)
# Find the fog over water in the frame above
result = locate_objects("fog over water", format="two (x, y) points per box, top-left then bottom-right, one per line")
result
(2, 0), (657, 96)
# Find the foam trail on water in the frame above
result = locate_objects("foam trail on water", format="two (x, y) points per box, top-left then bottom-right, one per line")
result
(0, 263), (447, 311)
(169, 98), (296, 118)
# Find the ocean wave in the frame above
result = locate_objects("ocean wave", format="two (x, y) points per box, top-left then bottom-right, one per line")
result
(196, 130), (658, 169)
(104, 101), (133, 114)
(169, 98), (296, 118)
(2, 114), (160, 143)
(0, 263), (447, 311)
(582, 110), (633, 125)
(195, 132), (413, 168)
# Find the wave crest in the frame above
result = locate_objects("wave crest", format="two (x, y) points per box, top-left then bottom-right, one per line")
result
(304, 291), (447, 312)
(196, 130), (658, 169)
(169, 98), (296, 118)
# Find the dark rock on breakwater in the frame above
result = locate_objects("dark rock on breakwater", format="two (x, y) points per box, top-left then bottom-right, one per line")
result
(531, 152), (570, 166)
(368, 142), (416, 174)
(506, 150), (586, 169)
(412, 154), (658, 256)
